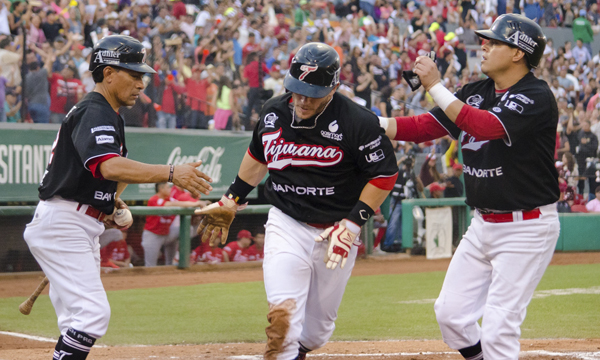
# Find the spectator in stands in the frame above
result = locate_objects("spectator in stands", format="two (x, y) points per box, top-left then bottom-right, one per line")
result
(155, 65), (186, 129)
(142, 182), (202, 267)
(4, 90), (20, 122)
(572, 39), (592, 67)
(428, 182), (446, 198)
(419, 153), (443, 188)
(41, 10), (67, 43)
(562, 151), (580, 190)
(557, 183), (573, 213)
(586, 186), (600, 212)
(573, 9), (594, 55)
(47, 58), (83, 124)
(242, 51), (269, 130)
(575, 120), (598, 193)
(223, 229), (253, 262)
(213, 75), (236, 130)
(184, 66), (211, 129)
(263, 62), (285, 98)
(24, 53), (50, 123)
(444, 163), (464, 198)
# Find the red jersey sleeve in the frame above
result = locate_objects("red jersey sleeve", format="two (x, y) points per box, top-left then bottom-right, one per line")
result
(87, 154), (120, 179)
(393, 113), (451, 143)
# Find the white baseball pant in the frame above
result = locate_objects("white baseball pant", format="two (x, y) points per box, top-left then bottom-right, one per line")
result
(434, 203), (560, 359)
(23, 198), (110, 338)
(141, 230), (178, 266)
(263, 207), (358, 360)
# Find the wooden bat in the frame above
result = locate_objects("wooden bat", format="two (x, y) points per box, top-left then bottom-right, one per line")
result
(19, 277), (49, 315)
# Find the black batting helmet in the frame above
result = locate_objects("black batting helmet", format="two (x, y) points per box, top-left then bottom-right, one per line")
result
(475, 14), (546, 69)
(284, 42), (340, 98)
(89, 35), (156, 74)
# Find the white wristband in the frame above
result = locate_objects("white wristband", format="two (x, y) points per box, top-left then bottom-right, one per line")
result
(428, 82), (458, 112)
(342, 219), (361, 234)
(378, 116), (389, 131)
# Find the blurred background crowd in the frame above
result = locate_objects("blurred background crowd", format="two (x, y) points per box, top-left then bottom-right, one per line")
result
(1, 0), (600, 211)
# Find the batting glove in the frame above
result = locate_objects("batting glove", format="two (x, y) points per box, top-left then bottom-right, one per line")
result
(195, 195), (246, 246)
(315, 219), (360, 270)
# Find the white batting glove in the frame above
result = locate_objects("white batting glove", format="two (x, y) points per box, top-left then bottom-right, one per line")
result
(315, 219), (360, 270)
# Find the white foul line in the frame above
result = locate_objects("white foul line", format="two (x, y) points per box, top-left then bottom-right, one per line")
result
(230, 351), (600, 359)
(0, 330), (56, 343)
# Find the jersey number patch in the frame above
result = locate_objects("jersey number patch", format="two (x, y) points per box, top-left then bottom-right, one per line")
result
(299, 65), (318, 81)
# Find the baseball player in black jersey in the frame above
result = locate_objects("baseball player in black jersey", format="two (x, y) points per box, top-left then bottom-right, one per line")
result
(195, 43), (398, 360)
(379, 14), (559, 359)
(23, 35), (212, 360)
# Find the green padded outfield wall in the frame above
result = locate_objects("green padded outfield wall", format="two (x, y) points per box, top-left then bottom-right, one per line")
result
(0, 124), (253, 202)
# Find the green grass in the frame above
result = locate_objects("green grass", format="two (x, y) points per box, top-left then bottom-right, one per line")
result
(0, 263), (598, 345)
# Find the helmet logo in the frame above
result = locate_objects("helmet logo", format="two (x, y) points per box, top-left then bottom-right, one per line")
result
(298, 65), (318, 81)
(141, 48), (147, 64)
(506, 31), (537, 54)
(94, 50), (120, 65)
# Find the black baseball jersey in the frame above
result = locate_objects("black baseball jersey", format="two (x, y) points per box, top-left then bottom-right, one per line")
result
(430, 72), (559, 211)
(248, 92), (398, 223)
(39, 92), (127, 214)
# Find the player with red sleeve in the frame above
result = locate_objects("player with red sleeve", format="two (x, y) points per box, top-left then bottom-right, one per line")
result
(379, 15), (559, 360)
(246, 231), (265, 261)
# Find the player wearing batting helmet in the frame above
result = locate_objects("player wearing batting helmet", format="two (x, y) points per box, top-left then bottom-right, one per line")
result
(195, 42), (398, 360)
(23, 35), (212, 360)
(379, 14), (559, 359)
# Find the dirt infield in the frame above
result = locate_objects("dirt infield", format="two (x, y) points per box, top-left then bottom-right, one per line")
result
(1, 252), (599, 359)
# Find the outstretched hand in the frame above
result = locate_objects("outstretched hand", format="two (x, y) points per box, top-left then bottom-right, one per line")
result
(172, 161), (213, 199)
(195, 195), (244, 246)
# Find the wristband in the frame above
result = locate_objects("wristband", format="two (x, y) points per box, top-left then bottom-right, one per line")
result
(168, 164), (174, 183)
(346, 200), (375, 227)
(428, 82), (458, 111)
(225, 175), (255, 204)
(378, 116), (389, 131)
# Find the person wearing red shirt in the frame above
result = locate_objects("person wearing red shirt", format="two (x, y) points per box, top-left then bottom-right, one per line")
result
(142, 182), (202, 266)
(191, 241), (229, 264)
(171, 0), (187, 20)
(242, 33), (261, 63)
(273, 14), (290, 46)
(47, 62), (84, 124)
(100, 228), (131, 269)
(184, 66), (211, 128)
(246, 231), (265, 261)
(154, 63), (186, 128)
(223, 229), (253, 262)
(242, 52), (269, 129)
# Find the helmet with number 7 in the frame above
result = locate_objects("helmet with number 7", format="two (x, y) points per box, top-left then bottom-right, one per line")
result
(475, 14), (546, 69)
(284, 42), (340, 99)
(89, 35), (156, 74)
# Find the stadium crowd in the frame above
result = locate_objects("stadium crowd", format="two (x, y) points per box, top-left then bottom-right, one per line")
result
(1, 0), (600, 203)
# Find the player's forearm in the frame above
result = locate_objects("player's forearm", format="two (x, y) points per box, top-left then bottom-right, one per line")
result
(116, 182), (128, 199)
(100, 157), (171, 184)
(237, 152), (268, 187)
(357, 182), (392, 214)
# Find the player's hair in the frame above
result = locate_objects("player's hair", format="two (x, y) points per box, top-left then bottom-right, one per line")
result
(92, 67), (107, 83)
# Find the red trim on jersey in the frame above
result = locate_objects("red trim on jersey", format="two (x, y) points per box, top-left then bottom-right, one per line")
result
(88, 154), (120, 179)
(369, 173), (398, 190)
(495, 88), (509, 94)
(393, 114), (450, 143)
(247, 148), (267, 164)
(455, 105), (507, 141)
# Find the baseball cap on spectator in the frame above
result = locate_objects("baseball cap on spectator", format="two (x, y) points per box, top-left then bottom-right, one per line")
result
(138, 22), (149, 28)
(200, 70), (209, 79)
(271, 63), (281, 72)
(579, 9), (586, 17)
(237, 230), (253, 240)
(452, 163), (463, 171)
(426, 153), (437, 161)
(429, 183), (446, 193)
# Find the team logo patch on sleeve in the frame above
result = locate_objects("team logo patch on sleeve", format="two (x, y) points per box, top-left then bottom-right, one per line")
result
(466, 95), (484, 108)
(95, 135), (115, 144)
(509, 94), (534, 104)
(90, 125), (116, 133)
(365, 149), (385, 163)
(264, 113), (278, 128)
